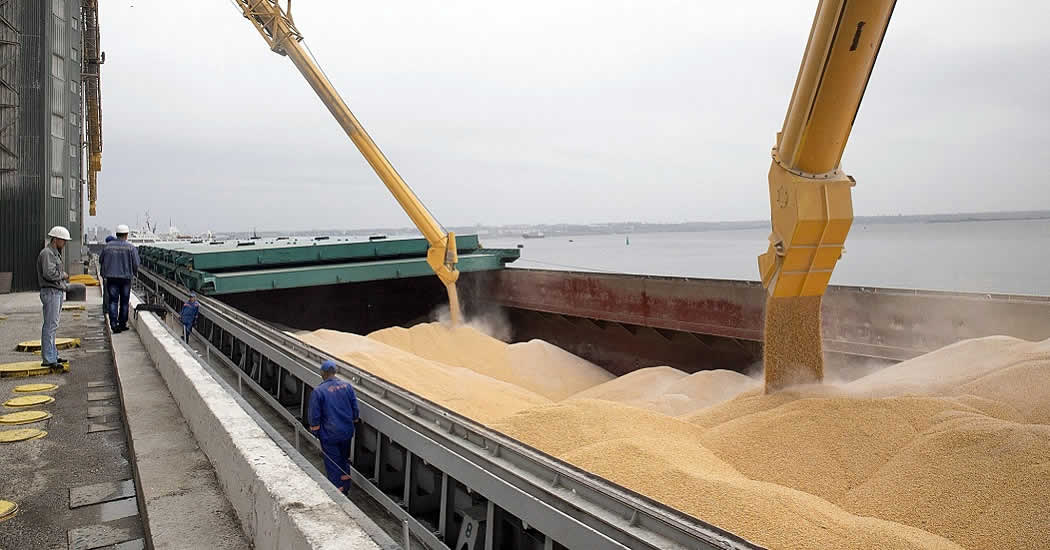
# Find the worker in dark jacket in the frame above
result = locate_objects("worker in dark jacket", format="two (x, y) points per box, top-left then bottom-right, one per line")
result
(37, 226), (71, 367)
(180, 293), (200, 342)
(101, 235), (116, 311)
(99, 224), (139, 333)
(308, 360), (360, 494)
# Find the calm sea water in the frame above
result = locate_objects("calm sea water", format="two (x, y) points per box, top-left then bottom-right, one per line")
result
(482, 219), (1050, 296)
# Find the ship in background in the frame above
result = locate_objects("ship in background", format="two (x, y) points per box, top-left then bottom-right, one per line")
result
(85, 216), (213, 252)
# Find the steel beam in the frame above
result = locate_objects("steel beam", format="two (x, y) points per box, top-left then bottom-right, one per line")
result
(142, 235), (484, 272)
(204, 253), (516, 295)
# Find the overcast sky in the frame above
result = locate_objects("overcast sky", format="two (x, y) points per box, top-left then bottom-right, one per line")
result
(93, 1), (1049, 234)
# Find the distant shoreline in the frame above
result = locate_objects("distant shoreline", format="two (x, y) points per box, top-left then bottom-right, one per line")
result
(194, 210), (1050, 240)
(923, 215), (1050, 224)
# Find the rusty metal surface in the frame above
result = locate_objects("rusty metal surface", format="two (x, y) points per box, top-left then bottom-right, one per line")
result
(472, 269), (1050, 362)
(504, 308), (762, 376)
(468, 269), (765, 341)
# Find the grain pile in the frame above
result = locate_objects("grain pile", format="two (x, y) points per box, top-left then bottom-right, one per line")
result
(369, 323), (614, 400)
(659, 369), (759, 414)
(299, 323), (1050, 550)
(568, 366), (757, 416)
(568, 366), (686, 403)
(492, 399), (962, 550)
(763, 295), (824, 391)
(297, 329), (550, 424)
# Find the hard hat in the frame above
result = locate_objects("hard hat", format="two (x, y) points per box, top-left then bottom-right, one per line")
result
(105, 235), (115, 243)
(47, 226), (71, 241)
(115, 224), (130, 234)
(320, 359), (338, 373)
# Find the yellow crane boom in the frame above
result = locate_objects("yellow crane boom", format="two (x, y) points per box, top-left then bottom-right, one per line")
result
(760, 0), (895, 391)
(83, 0), (103, 216)
(233, 0), (462, 323)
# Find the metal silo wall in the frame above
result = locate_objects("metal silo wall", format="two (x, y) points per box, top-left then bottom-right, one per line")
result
(0, 0), (17, 288)
(0, 0), (38, 292)
(44, 0), (83, 274)
(62, 0), (83, 270)
(0, 0), (83, 291)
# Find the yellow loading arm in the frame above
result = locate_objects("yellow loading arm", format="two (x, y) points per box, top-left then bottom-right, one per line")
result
(758, 0), (896, 297)
(760, 0), (895, 392)
(83, 0), (103, 216)
(233, 0), (463, 322)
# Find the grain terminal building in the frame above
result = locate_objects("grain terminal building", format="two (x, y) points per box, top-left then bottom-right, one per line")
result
(0, 0), (101, 291)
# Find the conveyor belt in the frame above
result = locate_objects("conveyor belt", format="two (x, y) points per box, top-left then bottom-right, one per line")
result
(136, 267), (762, 550)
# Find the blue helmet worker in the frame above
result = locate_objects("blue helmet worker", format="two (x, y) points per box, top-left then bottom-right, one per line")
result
(308, 359), (360, 494)
(104, 235), (115, 243)
(179, 292), (200, 342)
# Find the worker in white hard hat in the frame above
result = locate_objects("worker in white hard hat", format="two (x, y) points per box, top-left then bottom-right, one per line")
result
(99, 224), (140, 333)
(37, 226), (71, 367)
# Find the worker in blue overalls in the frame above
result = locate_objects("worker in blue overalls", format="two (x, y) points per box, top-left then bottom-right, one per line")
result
(308, 359), (360, 494)
(179, 292), (200, 342)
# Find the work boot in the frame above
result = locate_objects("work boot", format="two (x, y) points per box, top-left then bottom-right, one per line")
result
(40, 362), (56, 367)
(55, 357), (68, 364)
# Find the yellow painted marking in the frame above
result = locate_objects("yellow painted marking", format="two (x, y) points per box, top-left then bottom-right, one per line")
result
(13, 383), (58, 393)
(0, 411), (51, 425)
(0, 428), (46, 442)
(0, 500), (16, 522)
(0, 361), (67, 378)
(15, 338), (81, 352)
(3, 395), (55, 408)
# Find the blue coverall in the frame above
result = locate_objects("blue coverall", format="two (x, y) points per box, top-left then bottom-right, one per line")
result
(308, 378), (360, 493)
(180, 300), (200, 341)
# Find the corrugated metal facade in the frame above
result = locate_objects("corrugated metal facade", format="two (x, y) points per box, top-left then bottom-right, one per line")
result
(0, 0), (27, 290)
(0, 0), (84, 291)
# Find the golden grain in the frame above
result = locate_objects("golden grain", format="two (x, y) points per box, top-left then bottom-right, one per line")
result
(299, 323), (1049, 550)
